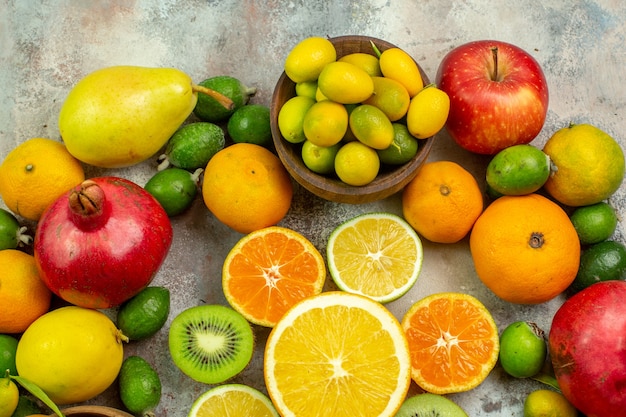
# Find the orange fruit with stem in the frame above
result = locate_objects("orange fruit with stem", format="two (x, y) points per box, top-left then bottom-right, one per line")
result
(222, 226), (326, 327)
(401, 292), (500, 394)
(402, 160), (484, 244)
(202, 143), (293, 234)
(469, 193), (580, 304)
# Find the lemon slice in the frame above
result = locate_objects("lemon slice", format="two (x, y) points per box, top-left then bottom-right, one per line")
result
(188, 384), (279, 417)
(264, 291), (411, 417)
(327, 212), (423, 303)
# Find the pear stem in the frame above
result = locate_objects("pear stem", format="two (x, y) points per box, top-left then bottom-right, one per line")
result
(192, 84), (234, 110)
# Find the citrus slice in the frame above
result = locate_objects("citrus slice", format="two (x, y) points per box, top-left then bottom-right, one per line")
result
(401, 292), (500, 394)
(222, 226), (326, 327)
(264, 291), (411, 417)
(327, 212), (423, 303)
(189, 384), (279, 417)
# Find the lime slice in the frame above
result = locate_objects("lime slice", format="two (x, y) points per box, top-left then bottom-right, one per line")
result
(327, 212), (423, 303)
(189, 384), (278, 417)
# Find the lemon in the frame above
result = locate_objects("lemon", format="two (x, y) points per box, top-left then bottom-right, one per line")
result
(317, 61), (374, 104)
(15, 306), (126, 405)
(302, 100), (348, 147)
(315, 86), (329, 102)
(406, 85), (450, 139)
(0, 377), (18, 417)
(379, 47), (423, 97)
(349, 104), (395, 150)
(334, 141), (380, 186)
(363, 76), (411, 121)
(284, 37), (336, 83)
(301, 140), (341, 175)
(570, 202), (618, 245)
(543, 123), (625, 206)
(523, 389), (577, 417)
(295, 80), (318, 99)
(278, 95), (316, 144)
(338, 52), (382, 76)
(189, 384), (279, 417)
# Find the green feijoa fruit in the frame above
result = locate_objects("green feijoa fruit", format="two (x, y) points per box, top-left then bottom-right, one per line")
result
(570, 240), (626, 292)
(158, 122), (225, 171)
(227, 104), (272, 146)
(119, 355), (161, 416)
(499, 321), (547, 378)
(144, 168), (202, 217)
(395, 393), (468, 417)
(301, 140), (340, 175)
(117, 286), (170, 341)
(486, 144), (550, 195)
(0, 208), (31, 250)
(570, 202), (618, 245)
(194, 75), (257, 122)
(376, 123), (419, 165)
(9, 395), (43, 417)
(0, 334), (18, 376)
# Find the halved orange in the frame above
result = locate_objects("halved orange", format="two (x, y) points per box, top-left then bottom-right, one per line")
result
(222, 226), (326, 327)
(401, 292), (499, 394)
(264, 291), (411, 417)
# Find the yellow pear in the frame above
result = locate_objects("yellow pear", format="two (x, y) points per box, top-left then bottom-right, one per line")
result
(58, 66), (232, 168)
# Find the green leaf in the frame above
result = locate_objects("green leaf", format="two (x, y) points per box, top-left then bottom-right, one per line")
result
(10, 375), (64, 417)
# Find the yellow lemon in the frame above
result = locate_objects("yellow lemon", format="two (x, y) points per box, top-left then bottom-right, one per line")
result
(278, 95), (316, 144)
(379, 47), (423, 97)
(363, 76), (411, 121)
(303, 100), (348, 147)
(317, 61), (374, 104)
(0, 378), (19, 417)
(349, 104), (395, 149)
(406, 85), (450, 139)
(284, 37), (336, 83)
(15, 306), (126, 405)
(338, 52), (382, 76)
(0, 138), (85, 221)
(523, 389), (577, 417)
(334, 141), (380, 186)
(295, 80), (318, 99)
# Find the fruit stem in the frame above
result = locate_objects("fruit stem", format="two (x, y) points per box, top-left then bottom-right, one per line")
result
(370, 41), (382, 58)
(192, 84), (235, 110)
(190, 168), (204, 183)
(156, 153), (170, 171)
(491, 46), (499, 81)
(17, 226), (33, 246)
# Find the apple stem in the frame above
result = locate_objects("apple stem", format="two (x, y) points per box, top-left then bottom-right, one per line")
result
(192, 84), (234, 110)
(491, 46), (499, 81)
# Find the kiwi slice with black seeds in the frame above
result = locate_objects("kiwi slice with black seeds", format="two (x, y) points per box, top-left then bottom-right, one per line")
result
(168, 304), (254, 384)
(395, 393), (469, 417)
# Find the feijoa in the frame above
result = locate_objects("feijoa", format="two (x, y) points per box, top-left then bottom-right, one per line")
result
(144, 168), (202, 217)
(486, 144), (550, 195)
(158, 122), (225, 171)
(0, 208), (31, 250)
(119, 355), (161, 416)
(227, 104), (272, 146)
(117, 286), (170, 341)
(499, 321), (547, 378)
(193, 75), (257, 122)
(570, 240), (626, 292)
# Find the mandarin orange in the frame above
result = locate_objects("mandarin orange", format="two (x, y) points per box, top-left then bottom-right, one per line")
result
(202, 143), (293, 234)
(402, 161), (483, 244)
(469, 194), (580, 304)
(0, 249), (52, 333)
(222, 226), (326, 327)
(401, 292), (499, 394)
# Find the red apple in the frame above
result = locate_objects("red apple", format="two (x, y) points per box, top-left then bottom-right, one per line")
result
(435, 40), (549, 154)
(548, 281), (626, 417)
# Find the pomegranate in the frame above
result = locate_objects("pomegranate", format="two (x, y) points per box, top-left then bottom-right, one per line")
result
(548, 280), (626, 417)
(34, 177), (173, 309)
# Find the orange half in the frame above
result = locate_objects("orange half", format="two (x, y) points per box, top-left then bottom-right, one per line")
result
(222, 226), (326, 327)
(401, 292), (499, 394)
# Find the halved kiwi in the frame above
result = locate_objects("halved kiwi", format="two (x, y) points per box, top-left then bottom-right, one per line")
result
(395, 393), (469, 417)
(168, 304), (254, 384)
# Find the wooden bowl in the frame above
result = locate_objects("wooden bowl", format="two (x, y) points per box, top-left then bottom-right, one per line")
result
(271, 35), (435, 204)
(49, 406), (134, 417)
